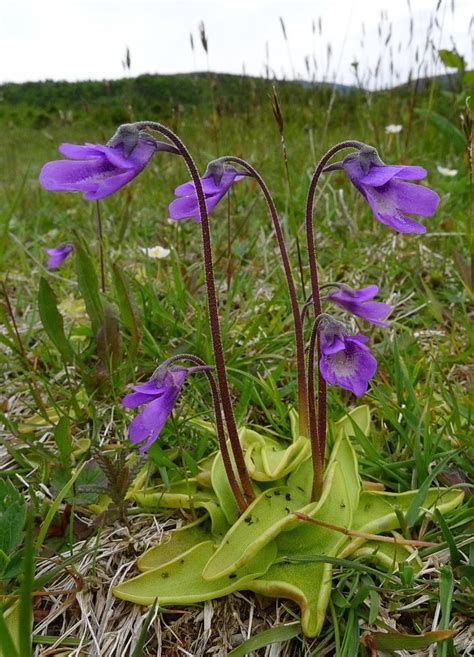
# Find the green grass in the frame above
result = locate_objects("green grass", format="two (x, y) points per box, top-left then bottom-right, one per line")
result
(0, 71), (472, 656)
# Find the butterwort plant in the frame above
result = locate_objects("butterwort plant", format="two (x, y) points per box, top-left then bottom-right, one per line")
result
(39, 121), (440, 507)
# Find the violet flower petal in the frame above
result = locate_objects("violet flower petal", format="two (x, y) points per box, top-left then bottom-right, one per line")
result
(40, 138), (157, 200)
(122, 369), (188, 452)
(173, 170), (244, 196)
(45, 243), (74, 269)
(340, 155), (439, 235)
(391, 180), (440, 216)
(83, 170), (137, 200)
(59, 144), (105, 159)
(321, 334), (346, 355)
(323, 285), (392, 326)
(360, 165), (427, 186)
(363, 187), (428, 234)
(168, 168), (246, 222)
(319, 336), (377, 396)
(128, 392), (177, 453)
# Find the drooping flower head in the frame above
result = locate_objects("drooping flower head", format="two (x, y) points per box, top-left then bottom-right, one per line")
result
(325, 145), (440, 234)
(319, 318), (377, 396)
(122, 366), (190, 453)
(45, 242), (74, 269)
(321, 284), (391, 327)
(168, 160), (247, 223)
(39, 125), (177, 200)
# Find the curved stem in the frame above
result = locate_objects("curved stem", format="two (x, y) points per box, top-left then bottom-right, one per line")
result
(307, 318), (325, 500)
(134, 121), (255, 504)
(300, 283), (350, 324)
(305, 140), (364, 498)
(219, 156), (308, 436)
(163, 354), (247, 512)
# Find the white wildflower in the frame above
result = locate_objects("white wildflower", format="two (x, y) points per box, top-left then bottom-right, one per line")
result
(436, 165), (458, 177)
(139, 245), (171, 259)
(385, 124), (403, 134)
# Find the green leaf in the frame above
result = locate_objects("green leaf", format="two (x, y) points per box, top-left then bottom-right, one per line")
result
(202, 484), (308, 581)
(131, 602), (158, 657)
(227, 622), (302, 656)
(415, 109), (465, 152)
(38, 278), (76, 363)
(211, 448), (240, 524)
(35, 463), (85, 549)
(137, 517), (210, 572)
(249, 444), (356, 638)
(18, 515), (34, 657)
(438, 48), (465, 71)
(74, 239), (103, 334)
(340, 487), (464, 559)
(0, 481), (26, 561)
(113, 540), (277, 605)
(53, 416), (72, 471)
(361, 629), (455, 652)
(240, 428), (310, 482)
(129, 478), (229, 538)
(434, 509), (461, 567)
(0, 602), (20, 657)
(438, 567), (454, 657)
(111, 262), (142, 360)
(95, 303), (121, 367)
(405, 456), (454, 527)
(351, 536), (420, 574)
(333, 405), (371, 441)
(463, 70), (474, 87)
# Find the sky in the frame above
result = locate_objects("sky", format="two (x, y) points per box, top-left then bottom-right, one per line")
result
(1, 0), (473, 88)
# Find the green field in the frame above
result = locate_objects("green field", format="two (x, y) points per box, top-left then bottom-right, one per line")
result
(0, 68), (472, 656)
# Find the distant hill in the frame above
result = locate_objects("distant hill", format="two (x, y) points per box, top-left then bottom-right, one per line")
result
(0, 70), (468, 129)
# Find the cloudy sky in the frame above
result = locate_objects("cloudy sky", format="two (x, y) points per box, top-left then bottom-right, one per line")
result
(1, 0), (472, 87)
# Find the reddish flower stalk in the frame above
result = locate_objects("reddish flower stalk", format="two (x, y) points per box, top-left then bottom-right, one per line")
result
(305, 140), (365, 499)
(133, 121), (255, 505)
(216, 156), (309, 436)
(162, 354), (248, 513)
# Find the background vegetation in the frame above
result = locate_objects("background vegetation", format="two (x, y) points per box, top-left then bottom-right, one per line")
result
(0, 46), (472, 656)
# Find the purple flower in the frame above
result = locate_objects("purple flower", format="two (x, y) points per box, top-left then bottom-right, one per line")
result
(45, 243), (74, 269)
(319, 320), (377, 396)
(39, 136), (159, 201)
(168, 167), (246, 223)
(327, 147), (440, 234)
(122, 368), (189, 453)
(321, 284), (391, 327)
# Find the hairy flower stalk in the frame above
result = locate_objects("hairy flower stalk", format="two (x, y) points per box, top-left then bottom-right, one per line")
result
(210, 156), (309, 436)
(121, 121), (255, 505)
(305, 141), (438, 499)
(154, 354), (248, 512)
(305, 140), (365, 499)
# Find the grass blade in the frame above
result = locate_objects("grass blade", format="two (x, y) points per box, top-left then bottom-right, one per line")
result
(227, 622), (302, 656)
(38, 277), (76, 363)
(131, 601), (158, 657)
(18, 514), (34, 657)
